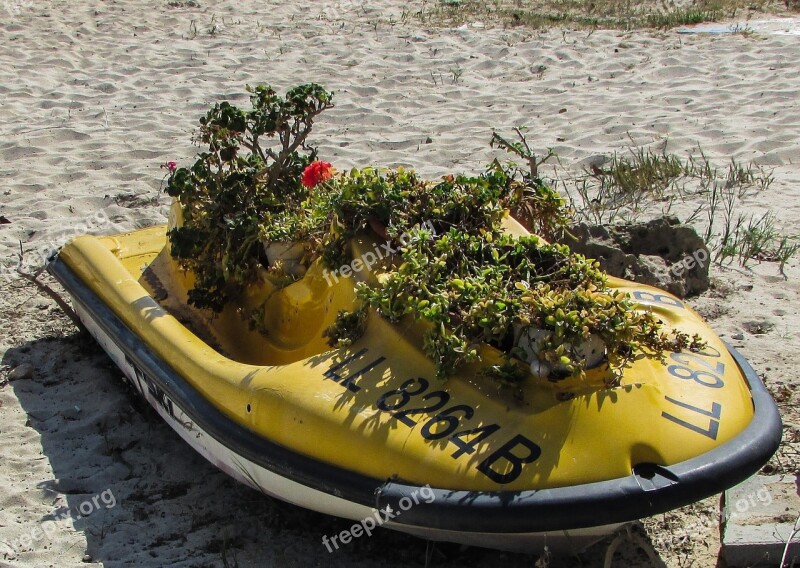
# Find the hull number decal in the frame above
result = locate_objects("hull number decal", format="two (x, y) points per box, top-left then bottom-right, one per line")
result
(661, 344), (724, 439)
(662, 396), (721, 440)
(324, 350), (541, 484)
(125, 354), (176, 419)
(323, 348), (385, 392)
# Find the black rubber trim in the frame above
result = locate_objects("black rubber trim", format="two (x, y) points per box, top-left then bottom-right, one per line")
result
(49, 256), (783, 534)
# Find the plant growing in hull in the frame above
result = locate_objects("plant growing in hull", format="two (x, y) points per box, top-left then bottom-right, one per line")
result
(346, 228), (701, 383)
(324, 156), (569, 246)
(490, 128), (568, 240)
(165, 84), (333, 311)
(165, 88), (700, 388)
(319, 143), (700, 384)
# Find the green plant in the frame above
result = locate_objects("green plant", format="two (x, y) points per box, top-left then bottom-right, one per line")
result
(209, 16), (220, 35)
(602, 146), (685, 196)
(562, 145), (686, 225)
(489, 127), (567, 239)
(413, 0), (785, 30)
(319, 137), (697, 383)
(715, 210), (800, 274)
(324, 307), (368, 347)
(165, 83), (333, 310)
(450, 64), (464, 84)
(329, 165), (518, 238)
(167, 91), (702, 388)
(726, 158), (774, 196)
(645, 8), (721, 29)
(700, 168), (796, 273)
(561, 143), (776, 228)
(347, 228), (698, 382)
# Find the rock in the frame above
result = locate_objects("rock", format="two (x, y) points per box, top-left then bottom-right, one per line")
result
(743, 320), (774, 335)
(8, 363), (34, 381)
(528, 359), (552, 379)
(722, 474), (800, 566)
(0, 544), (16, 560)
(44, 477), (93, 495)
(558, 216), (710, 298)
(82, 554), (93, 563)
(62, 405), (82, 420)
(578, 154), (611, 171)
(516, 326), (605, 378)
(731, 332), (745, 340)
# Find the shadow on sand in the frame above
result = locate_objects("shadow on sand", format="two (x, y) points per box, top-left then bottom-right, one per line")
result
(5, 331), (632, 567)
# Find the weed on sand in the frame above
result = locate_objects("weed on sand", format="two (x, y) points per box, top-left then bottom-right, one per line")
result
(410, 0), (800, 30)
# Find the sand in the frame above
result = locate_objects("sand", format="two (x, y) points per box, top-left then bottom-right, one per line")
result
(1, 1), (799, 566)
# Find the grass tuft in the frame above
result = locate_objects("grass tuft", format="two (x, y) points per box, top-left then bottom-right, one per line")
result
(550, 139), (795, 273)
(412, 0), (797, 30)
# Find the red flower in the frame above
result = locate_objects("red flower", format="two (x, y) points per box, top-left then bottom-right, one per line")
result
(301, 161), (333, 188)
(162, 160), (178, 173)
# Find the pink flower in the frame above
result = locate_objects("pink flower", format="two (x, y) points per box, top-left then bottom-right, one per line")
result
(301, 161), (333, 188)
(162, 160), (177, 173)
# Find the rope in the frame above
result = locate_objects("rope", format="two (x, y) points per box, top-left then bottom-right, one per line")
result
(780, 512), (800, 568)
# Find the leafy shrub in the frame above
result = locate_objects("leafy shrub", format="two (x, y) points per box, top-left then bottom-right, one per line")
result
(352, 228), (698, 383)
(165, 84), (333, 310)
(165, 86), (699, 387)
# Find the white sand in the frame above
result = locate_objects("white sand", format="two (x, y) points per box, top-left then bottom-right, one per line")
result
(1, 1), (799, 566)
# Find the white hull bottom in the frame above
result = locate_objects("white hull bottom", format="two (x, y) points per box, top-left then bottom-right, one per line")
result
(76, 302), (623, 554)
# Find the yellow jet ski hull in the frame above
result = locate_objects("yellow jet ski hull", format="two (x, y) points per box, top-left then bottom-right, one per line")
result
(48, 225), (781, 553)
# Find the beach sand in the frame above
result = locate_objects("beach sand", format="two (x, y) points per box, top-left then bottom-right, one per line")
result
(1, 1), (798, 566)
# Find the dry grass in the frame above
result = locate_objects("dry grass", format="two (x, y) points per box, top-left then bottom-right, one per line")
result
(545, 139), (798, 272)
(409, 0), (800, 30)
(485, 127), (795, 273)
